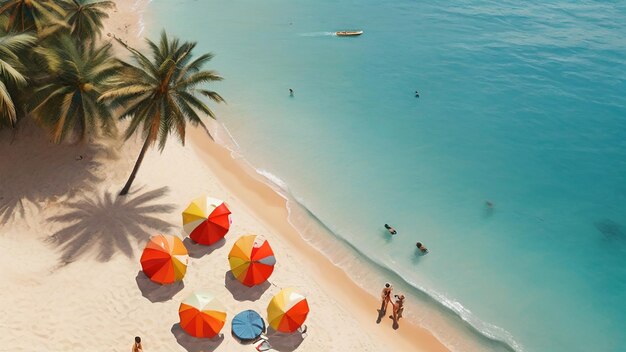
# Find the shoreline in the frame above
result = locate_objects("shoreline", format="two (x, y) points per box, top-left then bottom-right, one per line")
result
(187, 126), (450, 352)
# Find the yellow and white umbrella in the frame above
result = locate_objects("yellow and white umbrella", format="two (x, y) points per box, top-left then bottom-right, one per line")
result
(182, 196), (232, 245)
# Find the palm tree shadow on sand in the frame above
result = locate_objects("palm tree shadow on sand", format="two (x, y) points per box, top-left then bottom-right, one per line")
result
(0, 123), (104, 224)
(46, 187), (175, 265)
(171, 323), (224, 352)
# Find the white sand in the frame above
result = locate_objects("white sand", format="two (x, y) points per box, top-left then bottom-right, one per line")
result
(0, 2), (449, 351)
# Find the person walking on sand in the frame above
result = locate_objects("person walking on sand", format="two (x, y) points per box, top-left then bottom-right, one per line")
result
(384, 224), (397, 235)
(416, 242), (428, 254)
(392, 294), (405, 322)
(132, 336), (143, 352)
(380, 283), (393, 312)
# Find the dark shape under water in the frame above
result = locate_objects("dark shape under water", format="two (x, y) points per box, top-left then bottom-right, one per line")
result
(594, 219), (624, 239)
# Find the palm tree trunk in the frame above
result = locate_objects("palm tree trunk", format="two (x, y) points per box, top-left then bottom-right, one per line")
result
(119, 136), (151, 196)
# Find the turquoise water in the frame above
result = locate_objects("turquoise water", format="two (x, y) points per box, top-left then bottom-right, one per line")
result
(148, 1), (626, 351)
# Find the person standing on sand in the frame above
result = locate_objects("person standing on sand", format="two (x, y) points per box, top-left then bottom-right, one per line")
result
(380, 283), (393, 312)
(132, 336), (143, 352)
(392, 294), (405, 322)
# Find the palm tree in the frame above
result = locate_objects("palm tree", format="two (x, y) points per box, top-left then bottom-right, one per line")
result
(0, 0), (66, 33)
(62, 0), (114, 43)
(0, 31), (36, 127)
(100, 31), (224, 195)
(29, 35), (119, 142)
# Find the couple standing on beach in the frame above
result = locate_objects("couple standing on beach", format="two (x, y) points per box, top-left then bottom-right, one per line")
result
(381, 283), (405, 326)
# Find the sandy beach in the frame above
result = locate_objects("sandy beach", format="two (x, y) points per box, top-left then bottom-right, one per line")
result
(0, 1), (448, 351)
(0, 124), (447, 351)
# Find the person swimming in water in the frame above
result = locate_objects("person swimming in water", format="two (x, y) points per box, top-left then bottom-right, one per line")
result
(415, 90), (420, 98)
(384, 224), (397, 235)
(289, 88), (294, 96)
(416, 242), (428, 253)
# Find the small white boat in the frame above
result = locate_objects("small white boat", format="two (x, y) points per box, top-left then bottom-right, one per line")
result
(335, 30), (363, 37)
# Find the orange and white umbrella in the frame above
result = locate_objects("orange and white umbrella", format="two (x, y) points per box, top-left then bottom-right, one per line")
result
(182, 196), (231, 245)
(140, 234), (188, 284)
(228, 235), (276, 287)
(267, 288), (309, 333)
(179, 292), (227, 338)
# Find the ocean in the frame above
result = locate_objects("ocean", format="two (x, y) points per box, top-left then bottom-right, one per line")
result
(147, 0), (626, 351)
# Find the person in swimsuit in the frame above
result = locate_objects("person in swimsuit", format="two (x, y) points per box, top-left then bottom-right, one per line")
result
(289, 88), (294, 96)
(416, 242), (428, 253)
(415, 90), (420, 98)
(392, 294), (405, 321)
(132, 336), (143, 352)
(381, 283), (393, 313)
(384, 224), (397, 235)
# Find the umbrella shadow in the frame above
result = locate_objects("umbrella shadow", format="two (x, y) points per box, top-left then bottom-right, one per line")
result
(171, 323), (224, 352)
(0, 122), (103, 225)
(266, 327), (306, 352)
(224, 270), (271, 302)
(231, 332), (260, 346)
(183, 237), (225, 258)
(135, 271), (184, 302)
(46, 187), (175, 265)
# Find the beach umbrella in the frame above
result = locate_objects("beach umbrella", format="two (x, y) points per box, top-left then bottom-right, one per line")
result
(267, 288), (309, 333)
(179, 292), (227, 338)
(182, 196), (232, 245)
(228, 235), (276, 287)
(232, 310), (265, 341)
(140, 234), (188, 284)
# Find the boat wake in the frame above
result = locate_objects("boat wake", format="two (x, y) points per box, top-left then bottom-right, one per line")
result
(299, 31), (336, 37)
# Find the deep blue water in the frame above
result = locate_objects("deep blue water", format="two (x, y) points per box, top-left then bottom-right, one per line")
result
(149, 1), (626, 350)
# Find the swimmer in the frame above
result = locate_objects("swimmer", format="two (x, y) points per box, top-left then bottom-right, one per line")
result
(289, 88), (294, 96)
(415, 90), (420, 98)
(384, 224), (397, 235)
(416, 242), (428, 253)
(486, 200), (494, 208)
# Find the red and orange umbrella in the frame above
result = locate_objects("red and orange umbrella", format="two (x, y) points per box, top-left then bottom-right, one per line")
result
(267, 288), (309, 333)
(228, 235), (276, 287)
(182, 196), (232, 245)
(179, 292), (227, 338)
(140, 234), (189, 284)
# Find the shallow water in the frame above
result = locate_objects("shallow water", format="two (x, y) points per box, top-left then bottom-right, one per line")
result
(148, 1), (626, 351)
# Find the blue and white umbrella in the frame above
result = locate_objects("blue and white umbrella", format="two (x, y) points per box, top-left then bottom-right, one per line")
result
(232, 310), (265, 341)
